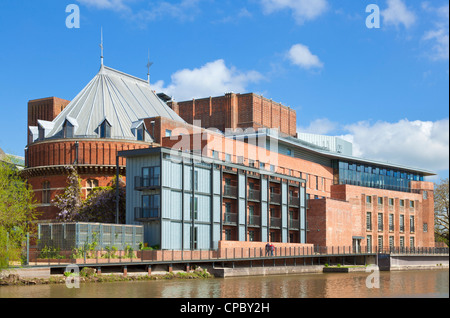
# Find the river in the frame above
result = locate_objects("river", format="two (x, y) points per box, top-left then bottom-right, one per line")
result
(0, 269), (448, 299)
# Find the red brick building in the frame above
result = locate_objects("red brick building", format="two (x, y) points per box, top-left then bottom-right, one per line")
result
(23, 62), (437, 250)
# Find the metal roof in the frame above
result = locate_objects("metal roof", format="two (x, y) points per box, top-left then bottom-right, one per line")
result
(41, 65), (185, 141)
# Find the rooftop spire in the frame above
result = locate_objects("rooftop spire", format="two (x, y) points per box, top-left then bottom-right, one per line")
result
(100, 27), (104, 66)
(146, 49), (153, 84)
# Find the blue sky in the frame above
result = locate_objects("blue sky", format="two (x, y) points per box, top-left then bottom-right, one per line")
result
(0, 0), (448, 180)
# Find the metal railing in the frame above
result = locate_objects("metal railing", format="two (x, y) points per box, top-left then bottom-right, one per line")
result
(135, 207), (159, 221)
(223, 185), (237, 197)
(22, 245), (449, 267)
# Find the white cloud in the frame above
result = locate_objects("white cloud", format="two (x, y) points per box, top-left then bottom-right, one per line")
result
(298, 118), (337, 135)
(77, 0), (132, 12)
(341, 118), (449, 173)
(152, 59), (264, 101)
(77, 0), (202, 21)
(422, 4), (449, 61)
(287, 44), (324, 69)
(381, 0), (416, 29)
(261, 0), (328, 24)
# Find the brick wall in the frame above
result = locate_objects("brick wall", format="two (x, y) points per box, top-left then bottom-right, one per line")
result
(169, 93), (297, 137)
(28, 97), (71, 127)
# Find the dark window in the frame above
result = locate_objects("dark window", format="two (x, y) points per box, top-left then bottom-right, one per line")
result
(42, 181), (51, 204)
(142, 194), (160, 218)
(142, 167), (160, 187)
(137, 125), (145, 141)
(100, 120), (111, 138)
(63, 121), (74, 138)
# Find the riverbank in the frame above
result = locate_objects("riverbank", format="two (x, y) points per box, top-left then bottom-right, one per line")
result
(0, 266), (214, 287)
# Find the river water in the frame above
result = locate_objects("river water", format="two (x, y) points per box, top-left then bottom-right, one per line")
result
(0, 269), (448, 299)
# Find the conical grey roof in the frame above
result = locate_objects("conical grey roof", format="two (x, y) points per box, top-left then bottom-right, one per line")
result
(44, 65), (185, 140)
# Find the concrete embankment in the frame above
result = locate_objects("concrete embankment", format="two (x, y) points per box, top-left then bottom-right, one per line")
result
(209, 265), (324, 278)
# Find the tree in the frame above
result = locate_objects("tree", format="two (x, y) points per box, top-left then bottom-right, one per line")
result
(0, 158), (37, 268)
(53, 166), (82, 222)
(76, 176), (126, 224)
(434, 178), (449, 246)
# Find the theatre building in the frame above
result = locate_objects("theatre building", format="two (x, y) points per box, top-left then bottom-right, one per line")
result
(23, 60), (437, 251)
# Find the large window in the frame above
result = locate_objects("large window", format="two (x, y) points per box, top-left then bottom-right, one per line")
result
(333, 160), (424, 193)
(142, 167), (160, 187)
(142, 194), (160, 218)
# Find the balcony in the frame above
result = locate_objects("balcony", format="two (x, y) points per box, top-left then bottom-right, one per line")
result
(289, 219), (300, 229)
(135, 176), (160, 190)
(270, 217), (281, 228)
(289, 196), (300, 207)
(248, 215), (261, 227)
(223, 213), (237, 225)
(270, 193), (281, 204)
(248, 189), (260, 202)
(223, 185), (237, 198)
(135, 207), (159, 222)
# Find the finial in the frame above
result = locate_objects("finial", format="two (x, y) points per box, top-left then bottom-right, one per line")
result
(147, 49), (153, 84)
(100, 27), (104, 66)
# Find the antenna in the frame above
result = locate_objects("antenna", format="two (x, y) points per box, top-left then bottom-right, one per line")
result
(147, 49), (153, 84)
(100, 27), (104, 66)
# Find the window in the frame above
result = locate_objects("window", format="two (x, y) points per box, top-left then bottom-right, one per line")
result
(192, 227), (198, 250)
(165, 129), (172, 137)
(63, 120), (74, 138)
(423, 191), (428, 200)
(410, 216), (415, 233)
(99, 120), (111, 138)
(86, 179), (99, 197)
(423, 223), (428, 233)
(249, 230), (255, 242)
(225, 229), (232, 241)
(42, 181), (51, 204)
(409, 201), (415, 209)
(410, 237), (415, 248)
(212, 150), (219, 159)
(136, 125), (145, 141)
(378, 236), (383, 251)
(366, 196), (372, 204)
(389, 236), (394, 249)
(378, 197), (383, 205)
(389, 214), (394, 232)
(225, 153), (231, 163)
(400, 236), (405, 248)
(142, 194), (160, 218)
(378, 213), (383, 231)
(259, 162), (265, 170)
(400, 199), (405, 207)
(249, 205), (254, 224)
(389, 198), (394, 206)
(287, 148), (292, 156)
(366, 212), (372, 231)
(194, 170), (199, 191)
(142, 166), (160, 187)
(315, 176), (319, 190)
(400, 215), (405, 232)
(367, 235), (372, 253)
(225, 202), (231, 214)
(190, 196), (198, 220)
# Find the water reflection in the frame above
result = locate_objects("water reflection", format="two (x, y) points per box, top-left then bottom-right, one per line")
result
(0, 270), (448, 298)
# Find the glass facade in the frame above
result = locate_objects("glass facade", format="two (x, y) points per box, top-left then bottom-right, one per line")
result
(332, 160), (424, 193)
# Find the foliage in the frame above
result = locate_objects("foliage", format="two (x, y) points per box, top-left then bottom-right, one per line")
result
(53, 166), (82, 222)
(0, 160), (37, 268)
(76, 176), (126, 224)
(39, 246), (65, 259)
(434, 178), (449, 246)
(52, 166), (126, 224)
